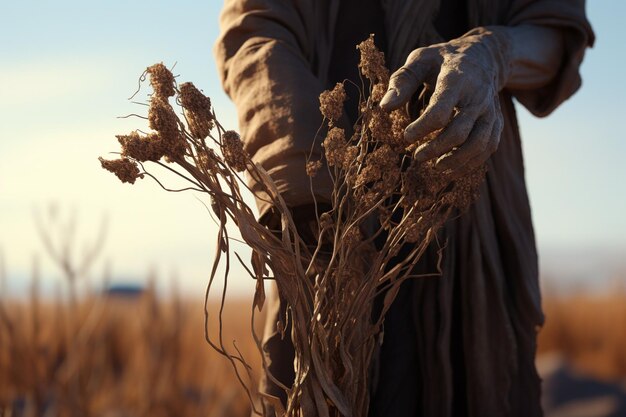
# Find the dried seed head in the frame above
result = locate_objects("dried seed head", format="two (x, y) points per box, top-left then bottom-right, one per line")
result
(197, 148), (221, 175)
(447, 166), (486, 211)
(306, 160), (323, 177)
(401, 161), (446, 210)
(391, 109), (411, 148)
(186, 114), (212, 140)
(343, 146), (359, 170)
(368, 106), (393, 144)
(381, 165), (401, 189)
(147, 63), (175, 98)
(361, 183), (385, 210)
(319, 212), (333, 229)
(179, 82), (214, 139)
(406, 128), (443, 153)
(371, 83), (388, 103)
(117, 132), (165, 162)
(343, 226), (362, 247)
(162, 135), (186, 162)
(319, 83), (347, 123)
(322, 127), (347, 168)
(99, 157), (143, 184)
(179, 82), (211, 113)
(149, 98), (178, 134)
(148, 98), (186, 161)
(357, 35), (389, 84)
(355, 144), (397, 187)
(221, 130), (247, 172)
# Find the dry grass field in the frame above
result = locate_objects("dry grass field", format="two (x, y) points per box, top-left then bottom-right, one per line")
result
(1, 282), (625, 417)
(0, 287), (259, 417)
(538, 289), (626, 380)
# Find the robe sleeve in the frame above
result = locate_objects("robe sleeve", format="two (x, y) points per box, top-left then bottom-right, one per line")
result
(214, 0), (334, 217)
(505, 0), (595, 117)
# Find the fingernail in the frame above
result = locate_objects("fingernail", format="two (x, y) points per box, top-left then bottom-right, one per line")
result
(412, 143), (429, 163)
(404, 126), (417, 145)
(379, 89), (398, 108)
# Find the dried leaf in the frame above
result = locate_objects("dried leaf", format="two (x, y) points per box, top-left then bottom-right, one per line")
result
(253, 276), (265, 312)
(259, 392), (286, 417)
(251, 250), (266, 311)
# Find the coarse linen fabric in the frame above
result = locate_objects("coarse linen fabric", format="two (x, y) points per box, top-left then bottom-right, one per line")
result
(214, 1), (594, 416)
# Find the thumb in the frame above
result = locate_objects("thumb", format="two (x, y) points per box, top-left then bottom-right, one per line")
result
(380, 61), (432, 111)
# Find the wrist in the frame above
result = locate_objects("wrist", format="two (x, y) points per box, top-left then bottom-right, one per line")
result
(461, 26), (513, 92)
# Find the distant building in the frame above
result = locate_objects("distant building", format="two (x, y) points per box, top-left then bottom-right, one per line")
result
(103, 283), (144, 299)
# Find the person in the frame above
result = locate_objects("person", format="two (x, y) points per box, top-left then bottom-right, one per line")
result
(214, 1), (594, 416)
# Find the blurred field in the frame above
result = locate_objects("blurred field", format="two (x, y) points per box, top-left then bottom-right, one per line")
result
(538, 289), (626, 380)
(2, 283), (625, 417)
(0, 287), (258, 417)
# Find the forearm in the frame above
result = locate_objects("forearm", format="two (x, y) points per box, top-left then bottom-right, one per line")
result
(495, 24), (565, 91)
(215, 0), (335, 216)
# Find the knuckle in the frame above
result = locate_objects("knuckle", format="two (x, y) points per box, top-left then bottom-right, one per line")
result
(430, 111), (447, 126)
(406, 48), (426, 63)
(389, 70), (406, 86)
(445, 129), (468, 148)
(437, 43), (456, 57)
(459, 116), (476, 135)
(416, 45), (442, 61)
(391, 66), (420, 89)
(431, 139), (449, 154)
(448, 134), (466, 148)
(427, 105), (452, 126)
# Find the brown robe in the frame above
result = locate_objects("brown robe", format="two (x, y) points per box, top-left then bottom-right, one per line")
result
(214, 1), (594, 416)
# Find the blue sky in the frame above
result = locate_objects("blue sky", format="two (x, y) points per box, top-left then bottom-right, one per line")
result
(0, 1), (624, 296)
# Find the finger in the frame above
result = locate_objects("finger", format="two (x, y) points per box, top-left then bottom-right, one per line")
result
(380, 58), (433, 111)
(437, 111), (502, 177)
(403, 80), (459, 144)
(453, 152), (488, 180)
(412, 111), (477, 163)
(436, 116), (494, 171)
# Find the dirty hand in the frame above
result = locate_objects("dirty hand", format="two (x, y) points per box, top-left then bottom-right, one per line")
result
(380, 27), (512, 176)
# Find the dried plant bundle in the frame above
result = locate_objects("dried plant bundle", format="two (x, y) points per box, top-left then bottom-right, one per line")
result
(100, 37), (485, 417)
